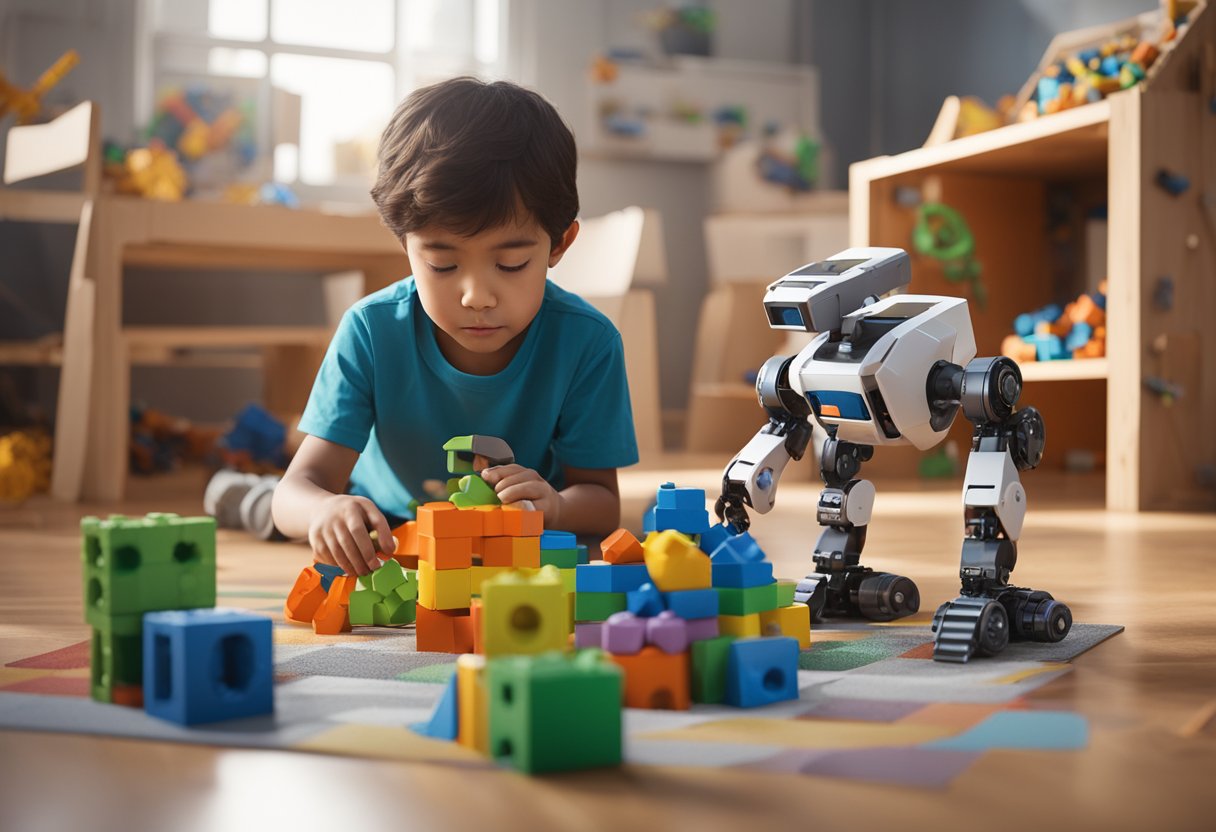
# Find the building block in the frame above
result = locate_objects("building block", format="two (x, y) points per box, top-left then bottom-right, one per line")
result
(510, 536), (541, 568)
(557, 567), (577, 594)
(601, 611), (645, 655)
(143, 609), (274, 726)
(690, 635), (737, 704)
(663, 588), (719, 619)
(313, 575), (355, 634)
(482, 536), (514, 567)
(91, 626), (143, 704)
(575, 591), (627, 622)
(419, 535), (474, 570)
(566, 592), (576, 635)
(651, 507), (710, 535)
(470, 599), (484, 654)
(539, 548), (579, 568)
(760, 603), (811, 649)
(709, 531), (766, 564)
(501, 505), (543, 537)
(348, 589), (380, 626)
(414, 672), (459, 740)
(601, 528), (644, 564)
(470, 565), (510, 596)
(575, 563), (650, 593)
(775, 579), (797, 607)
(457, 654), (489, 752)
(479, 566), (567, 657)
(717, 582), (780, 616)
(655, 482), (706, 510)
(283, 566), (327, 624)
(686, 615), (720, 642)
(577, 544), (589, 565)
(540, 530), (577, 550)
(453, 613), (474, 655)
(418, 561), (472, 610)
(374, 589), (417, 627)
(718, 612), (762, 638)
(724, 637), (799, 708)
(626, 582), (665, 617)
(698, 522), (738, 555)
(417, 502), (483, 538)
(610, 646), (690, 710)
(392, 520), (419, 556)
(449, 474), (500, 508)
(475, 506), (505, 537)
(314, 562), (344, 591)
(642, 530), (711, 591)
(645, 610), (689, 654)
(487, 650), (623, 774)
(712, 561), (775, 589)
(366, 558), (406, 595)
(416, 604), (471, 653)
(574, 621), (603, 649)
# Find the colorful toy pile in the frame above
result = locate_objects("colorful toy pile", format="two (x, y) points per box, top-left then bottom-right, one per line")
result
(1002, 284), (1107, 363)
(82, 512), (274, 725)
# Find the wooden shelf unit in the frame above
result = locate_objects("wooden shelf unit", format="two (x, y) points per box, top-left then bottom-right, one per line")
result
(849, 3), (1216, 511)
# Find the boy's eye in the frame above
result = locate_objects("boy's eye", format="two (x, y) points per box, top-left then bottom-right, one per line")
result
(428, 263), (457, 273)
(498, 260), (530, 273)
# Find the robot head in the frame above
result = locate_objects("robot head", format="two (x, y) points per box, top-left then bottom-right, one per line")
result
(763, 247), (912, 333)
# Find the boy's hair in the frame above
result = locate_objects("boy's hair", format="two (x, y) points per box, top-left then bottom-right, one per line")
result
(371, 77), (579, 249)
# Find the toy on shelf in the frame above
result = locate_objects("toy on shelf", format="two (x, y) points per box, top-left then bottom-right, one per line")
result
(912, 201), (986, 307)
(714, 248), (1072, 662)
(0, 50), (79, 124)
(128, 405), (221, 475)
(0, 428), (52, 504)
(1002, 285), (1107, 363)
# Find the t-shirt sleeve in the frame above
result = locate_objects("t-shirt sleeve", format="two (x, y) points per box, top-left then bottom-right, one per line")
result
(552, 331), (640, 469)
(297, 306), (376, 452)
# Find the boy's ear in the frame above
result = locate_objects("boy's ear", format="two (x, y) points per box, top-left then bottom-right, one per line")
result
(547, 220), (580, 268)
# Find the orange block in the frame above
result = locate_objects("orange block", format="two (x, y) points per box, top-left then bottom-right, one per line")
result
(284, 566), (328, 624)
(471, 598), (484, 654)
(416, 604), (470, 653)
(501, 504), (543, 537)
(419, 534), (473, 569)
(393, 520), (419, 556)
(453, 614), (474, 654)
(313, 575), (355, 635)
(601, 528), (644, 564)
(610, 646), (690, 710)
(475, 506), (505, 537)
(111, 684), (144, 708)
(391, 554), (419, 569)
(511, 536), (541, 568)
(417, 502), (483, 539)
(482, 536), (514, 567)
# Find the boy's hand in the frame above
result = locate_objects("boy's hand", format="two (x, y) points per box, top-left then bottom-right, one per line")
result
(481, 465), (561, 524)
(308, 494), (395, 576)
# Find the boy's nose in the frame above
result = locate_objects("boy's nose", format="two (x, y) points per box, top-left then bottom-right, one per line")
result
(460, 277), (496, 310)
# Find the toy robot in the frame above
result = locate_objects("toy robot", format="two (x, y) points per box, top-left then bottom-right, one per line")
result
(714, 247), (1072, 662)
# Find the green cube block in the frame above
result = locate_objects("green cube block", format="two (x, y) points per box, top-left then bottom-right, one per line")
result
(90, 626), (143, 702)
(776, 579), (797, 608)
(690, 635), (737, 704)
(394, 571), (419, 602)
(487, 649), (623, 774)
(449, 474), (500, 508)
(370, 559), (406, 596)
(539, 548), (579, 569)
(81, 514), (216, 620)
(375, 597), (416, 626)
(349, 589), (382, 626)
(716, 582), (779, 616)
(574, 591), (627, 622)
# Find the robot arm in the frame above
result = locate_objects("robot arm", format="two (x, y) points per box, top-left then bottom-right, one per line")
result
(715, 355), (814, 531)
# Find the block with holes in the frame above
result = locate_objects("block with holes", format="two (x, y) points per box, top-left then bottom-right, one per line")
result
(479, 566), (567, 657)
(142, 608), (274, 726)
(724, 637), (799, 708)
(610, 645), (690, 710)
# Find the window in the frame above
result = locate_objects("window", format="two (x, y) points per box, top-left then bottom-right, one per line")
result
(143, 0), (505, 203)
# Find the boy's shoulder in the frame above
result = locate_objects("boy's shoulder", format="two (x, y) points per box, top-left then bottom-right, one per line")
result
(541, 280), (619, 344)
(350, 277), (417, 317)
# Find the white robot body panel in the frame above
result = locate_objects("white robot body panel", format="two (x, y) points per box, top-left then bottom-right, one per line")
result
(789, 294), (977, 449)
(963, 450), (1027, 540)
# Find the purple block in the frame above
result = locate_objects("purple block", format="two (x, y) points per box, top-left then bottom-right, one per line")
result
(645, 610), (689, 654)
(685, 616), (720, 641)
(602, 611), (646, 655)
(574, 622), (604, 650)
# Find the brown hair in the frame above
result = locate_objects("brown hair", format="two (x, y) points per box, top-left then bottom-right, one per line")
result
(371, 77), (579, 249)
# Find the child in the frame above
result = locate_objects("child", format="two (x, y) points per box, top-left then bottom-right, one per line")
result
(271, 77), (639, 576)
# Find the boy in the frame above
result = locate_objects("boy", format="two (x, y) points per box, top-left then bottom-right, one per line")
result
(271, 78), (639, 577)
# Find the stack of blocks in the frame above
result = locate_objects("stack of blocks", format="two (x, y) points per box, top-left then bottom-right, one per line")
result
(82, 513), (274, 725)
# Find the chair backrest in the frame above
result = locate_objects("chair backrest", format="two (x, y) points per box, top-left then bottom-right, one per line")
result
(3, 100), (100, 193)
(547, 205), (645, 298)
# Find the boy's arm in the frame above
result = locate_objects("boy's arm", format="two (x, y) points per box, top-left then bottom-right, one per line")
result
(272, 434), (393, 575)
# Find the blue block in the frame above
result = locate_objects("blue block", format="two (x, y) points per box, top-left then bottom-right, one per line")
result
(576, 563), (650, 593)
(710, 531), (766, 564)
(1064, 322), (1092, 352)
(540, 530), (577, 551)
(655, 483), (706, 510)
(699, 522), (738, 555)
(642, 505), (657, 533)
(314, 562), (344, 592)
(626, 582), (665, 617)
(577, 544), (590, 565)
(412, 672), (459, 741)
(143, 609), (274, 726)
(712, 561), (775, 589)
(724, 637), (799, 708)
(663, 588), (719, 619)
(652, 506), (710, 534)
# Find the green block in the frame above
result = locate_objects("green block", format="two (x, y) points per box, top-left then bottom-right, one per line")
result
(443, 435), (476, 475)
(85, 609), (143, 637)
(375, 597), (416, 626)
(487, 650), (623, 774)
(690, 635), (737, 704)
(574, 591), (627, 622)
(370, 559), (406, 596)
(81, 513), (216, 620)
(90, 626), (143, 702)
(449, 474), (500, 508)
(349, 589), (382, 626)
(540, 548), (579, 569)
(716, 582), (779, 616)
(393, 573), (419, 603)
(776, 579), (797, 608)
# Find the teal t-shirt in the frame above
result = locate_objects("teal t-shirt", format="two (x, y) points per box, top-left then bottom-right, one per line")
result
(297, 277), (639, 518)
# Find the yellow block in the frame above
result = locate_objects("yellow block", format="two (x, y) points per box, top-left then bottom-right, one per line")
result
(470, 565), (510, 596)
(557, 566), (577, 593)
(759, 603), (811, 649)
(480, 565), (567, 657)
(511, 536), (540, 568)
(642, 529), (711, 591)
(456, 654), (488, 752)
(718, 612), (761, 638)
(417, 561), (471, 610)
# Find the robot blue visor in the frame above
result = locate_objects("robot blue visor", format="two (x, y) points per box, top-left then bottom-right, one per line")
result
(768, 306), (805, 328)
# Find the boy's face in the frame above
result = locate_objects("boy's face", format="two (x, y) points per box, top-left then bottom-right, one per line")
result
(405, 214), (578, 375)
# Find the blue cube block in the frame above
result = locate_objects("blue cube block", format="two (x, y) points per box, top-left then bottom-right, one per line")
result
(652, 506), (710, 535)
(655, 483), (706, 510)
(540, 530), (577, 551)
(663, 588), (719, 619)
(642, 505), (657, 533)
(626, 582), (665, 617)
(724, 637), (799, 708)
(710, 532), (766, 564)
(712, 561), (774, 589)
(699, 522), (738, 555)
(143, 609), (274, 726)
(576, 563), (650, 593)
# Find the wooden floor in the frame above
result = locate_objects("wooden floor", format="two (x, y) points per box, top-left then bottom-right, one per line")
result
(1, 456), (1214, 832)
